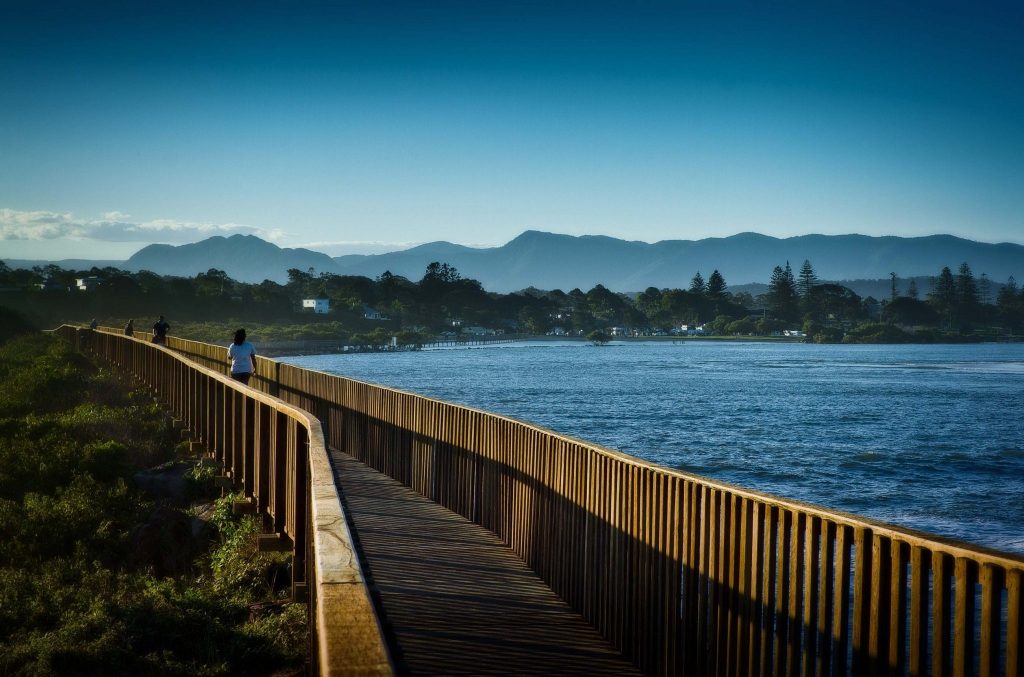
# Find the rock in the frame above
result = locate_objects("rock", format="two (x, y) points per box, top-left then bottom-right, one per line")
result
(133, 460), (192, 506)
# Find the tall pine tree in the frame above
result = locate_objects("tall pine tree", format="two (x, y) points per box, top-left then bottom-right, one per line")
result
(798, 260), (817, 297)
(689, 272), (706, 295)
(767, 262), (800, 322)
(707, 270), (727, 298)
(956, 262), (979, 324)
(929, 266), (956, 328)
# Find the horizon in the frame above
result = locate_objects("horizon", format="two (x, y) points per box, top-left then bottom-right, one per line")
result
(4, 228), (1024, 266)
(2, 2), (1023, 260)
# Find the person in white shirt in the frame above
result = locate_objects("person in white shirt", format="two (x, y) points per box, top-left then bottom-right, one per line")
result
(227, 328), (257, 385)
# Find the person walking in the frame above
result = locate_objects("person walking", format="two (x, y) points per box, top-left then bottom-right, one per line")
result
(124, 319), (134, 336)
(89, 318), (98, 330)
(228, 328), (257, 385)
(152, 315), (170, 344)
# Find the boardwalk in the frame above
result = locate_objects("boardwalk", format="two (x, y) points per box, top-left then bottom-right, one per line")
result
(63, 326), (1024, 676)
(331, 450), (639, 675)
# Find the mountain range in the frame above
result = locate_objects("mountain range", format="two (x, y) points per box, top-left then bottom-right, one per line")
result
(6, 231), (1023, 294)
(332, 231), (1024, 293)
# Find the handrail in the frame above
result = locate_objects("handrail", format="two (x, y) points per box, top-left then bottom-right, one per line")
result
(88, 327), (1024, 675)
(56, 326), (393, 676)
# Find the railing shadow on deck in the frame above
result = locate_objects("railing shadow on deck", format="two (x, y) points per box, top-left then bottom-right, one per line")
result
(88, 327), (1024, 676)
(330, 409), (1024, 677)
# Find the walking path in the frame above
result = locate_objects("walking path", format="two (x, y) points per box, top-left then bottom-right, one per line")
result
(329, 450), (640, 675)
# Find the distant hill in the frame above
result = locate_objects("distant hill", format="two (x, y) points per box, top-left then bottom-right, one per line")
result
(332, 231), (1024, 293)
(3, 259), (125, 272)
(124, 235), (338, 283)
(6, 231), (1022, 292)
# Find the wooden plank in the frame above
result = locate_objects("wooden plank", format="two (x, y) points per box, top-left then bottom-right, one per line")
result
(666, 475), (683, 675)
(833, 525), (852, 677)
(721, 492), (738, 677)
(696, 486), (718, 675)
(787, 510), (805, 677)
(952, 557), (976, 677)
(888, 539), (908, 676)
(713, 489), (732, 676)
(746, 501), (764, 677)
(868, 533), (891, 670)
(773, 509), (792, 677)
(816, 520), (837, 677)
(933, 552), (952, 677)
(801, 514), (820, 677)
(760, 504), (779, 677)
(732, 497), (752, 677)
(1008, 568), (1022, 677)
(851, 527), (872, 675)
(683, 480), (701, 675)
(650, 470), (665, 676)
(908, 546), (930, 677)
(978, 563), (1002, 677)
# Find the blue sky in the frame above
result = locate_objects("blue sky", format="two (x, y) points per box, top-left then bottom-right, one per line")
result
(1, 1), (1022, 260)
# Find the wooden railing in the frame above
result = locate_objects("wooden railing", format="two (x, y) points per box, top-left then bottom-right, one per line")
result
(56, 326), (392, 676)
(86, 327), (1024, 675)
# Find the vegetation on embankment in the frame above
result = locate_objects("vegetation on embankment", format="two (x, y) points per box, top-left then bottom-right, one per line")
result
(0, 330), (307, 675)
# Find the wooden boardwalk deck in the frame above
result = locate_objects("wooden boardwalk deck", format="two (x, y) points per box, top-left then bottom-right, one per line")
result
(329, 450), (640, 676)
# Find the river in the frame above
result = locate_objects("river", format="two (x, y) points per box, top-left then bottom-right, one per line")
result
(282, 340), (1024, 555)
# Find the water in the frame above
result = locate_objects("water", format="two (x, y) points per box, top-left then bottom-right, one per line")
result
(283, 341), (1024, 555)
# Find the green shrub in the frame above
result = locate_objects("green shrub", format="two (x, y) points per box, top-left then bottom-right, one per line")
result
(209, 496), (292, 601)
(185, 463), (217, 502)
(0, 334), (306, 673)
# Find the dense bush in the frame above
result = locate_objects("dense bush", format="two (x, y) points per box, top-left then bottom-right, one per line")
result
(0, 334), (306, 674)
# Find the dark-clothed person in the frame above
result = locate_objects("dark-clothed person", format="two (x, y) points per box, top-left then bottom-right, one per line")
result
(152, 315), (170, 344)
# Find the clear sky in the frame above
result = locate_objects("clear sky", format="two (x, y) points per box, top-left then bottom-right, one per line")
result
(1, 1), (1022, 260)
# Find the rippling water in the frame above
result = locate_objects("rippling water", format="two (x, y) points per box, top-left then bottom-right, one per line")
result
(283, 341), (1024, 554)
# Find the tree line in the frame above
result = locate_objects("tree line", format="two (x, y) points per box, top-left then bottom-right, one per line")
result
(761, 259), (1023, 341)
(1, 257), (1021, 341)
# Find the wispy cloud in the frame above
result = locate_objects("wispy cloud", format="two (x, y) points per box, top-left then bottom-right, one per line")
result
(0, 209), (285, 244)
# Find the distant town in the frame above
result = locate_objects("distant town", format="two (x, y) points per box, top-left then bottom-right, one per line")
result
(2, 256), (1021, 347)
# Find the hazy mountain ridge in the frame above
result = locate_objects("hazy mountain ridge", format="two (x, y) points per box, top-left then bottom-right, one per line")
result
(2, 259), (126, 272)
(5, 231), (1022, 294)
(330, 231), (1024, 292)
(125, 235), (337, 283)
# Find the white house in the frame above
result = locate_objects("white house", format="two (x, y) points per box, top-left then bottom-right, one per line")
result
(302, 298), (330, 314)
(75, 276), (101, 291)
(677, 323), (711, 336)
(462, 325), (496, 336)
